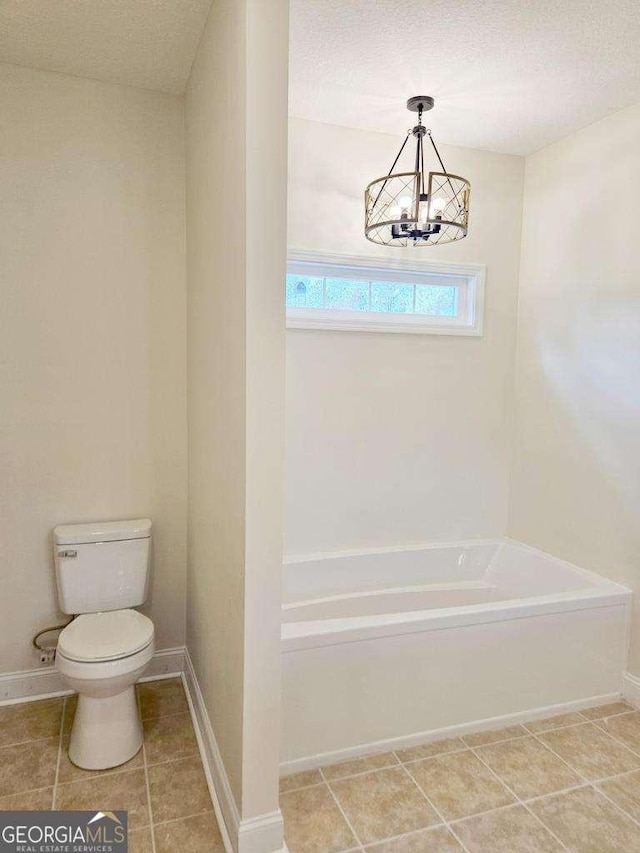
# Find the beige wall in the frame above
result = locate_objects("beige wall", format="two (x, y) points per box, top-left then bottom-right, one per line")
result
(242, 0), (289, 821)
(0, 63), (187, 674)
(510, 102), (640, 671)
(286, 118), (525, 555)
(185, 0), (247, 807)
(185, 0), (287, 830)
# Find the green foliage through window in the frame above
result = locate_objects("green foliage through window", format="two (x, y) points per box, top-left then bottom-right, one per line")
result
(286, 275), (457, 317)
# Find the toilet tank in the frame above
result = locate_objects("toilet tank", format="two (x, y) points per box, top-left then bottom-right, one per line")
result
(53, 519), (152, 614)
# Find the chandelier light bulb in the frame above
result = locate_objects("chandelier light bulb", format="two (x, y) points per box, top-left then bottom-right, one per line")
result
(398, 196), (413, 210)
(430, 197), (446, 213)
(388, 204), (401, 219)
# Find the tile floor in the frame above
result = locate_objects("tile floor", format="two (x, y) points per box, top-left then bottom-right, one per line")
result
(280, 700), (640, 853)
(5, 687), (640, 852)
(0, 677), (224, 853)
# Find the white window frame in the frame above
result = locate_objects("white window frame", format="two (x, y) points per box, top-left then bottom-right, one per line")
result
(286, 250), (485, 336)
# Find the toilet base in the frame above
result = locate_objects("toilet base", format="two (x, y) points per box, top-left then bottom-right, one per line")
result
(69, 687), (142, 770)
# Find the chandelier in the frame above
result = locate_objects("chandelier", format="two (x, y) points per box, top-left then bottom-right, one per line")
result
(364, 97), (470, 247)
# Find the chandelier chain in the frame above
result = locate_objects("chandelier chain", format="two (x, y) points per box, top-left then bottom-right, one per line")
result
(369, 130), (412, 214)
(426, 130), (464, 210)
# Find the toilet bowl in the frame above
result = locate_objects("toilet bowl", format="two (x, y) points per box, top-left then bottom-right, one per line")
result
(56, 608), (155, 769)
(52, 519), (155, 771)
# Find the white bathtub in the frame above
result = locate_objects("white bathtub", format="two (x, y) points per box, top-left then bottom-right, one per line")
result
(280, 539), (631, 770)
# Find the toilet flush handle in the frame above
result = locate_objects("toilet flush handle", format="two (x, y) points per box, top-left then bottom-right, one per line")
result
(58, 549), (77, 558)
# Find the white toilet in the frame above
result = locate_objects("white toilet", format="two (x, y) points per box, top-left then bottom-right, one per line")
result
(53, 519), (155, 770)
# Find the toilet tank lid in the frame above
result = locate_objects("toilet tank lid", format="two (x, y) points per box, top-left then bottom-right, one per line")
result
(54, 519), (152, 545)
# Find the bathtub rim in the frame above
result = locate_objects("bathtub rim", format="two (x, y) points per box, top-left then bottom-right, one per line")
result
(282, 538), (631, 653)
(282, 592), (630, 652)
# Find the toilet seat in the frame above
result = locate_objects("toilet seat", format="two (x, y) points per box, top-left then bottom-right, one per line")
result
(58, 609), (154, 662)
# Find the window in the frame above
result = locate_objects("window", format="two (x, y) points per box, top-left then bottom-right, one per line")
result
(286, 251), (484, 335)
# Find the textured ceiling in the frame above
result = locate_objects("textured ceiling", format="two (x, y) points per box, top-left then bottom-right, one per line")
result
(289, 0), (640, 155)
(0, 0), (212, 94)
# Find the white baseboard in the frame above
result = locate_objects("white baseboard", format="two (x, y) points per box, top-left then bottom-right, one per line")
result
(182, 651), (240, 852)
(0, 647), (186, 705)
(237, 811), (286, 853)
(280, 690), (623, 775)
(140, 647), (187, 680)
(182, 650), (285, 853)
(0, 666), (71, 704)
(623, 672), (640, 707)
